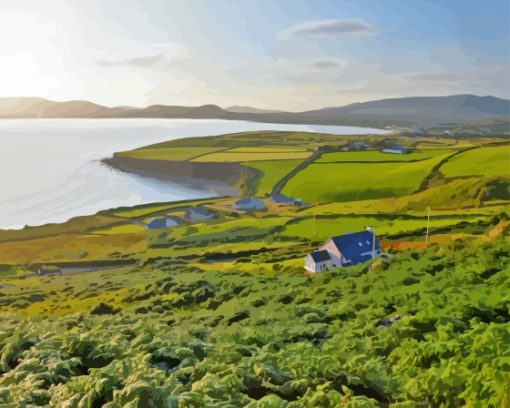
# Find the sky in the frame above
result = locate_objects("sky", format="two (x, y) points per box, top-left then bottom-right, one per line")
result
(0, 0), (509, 110)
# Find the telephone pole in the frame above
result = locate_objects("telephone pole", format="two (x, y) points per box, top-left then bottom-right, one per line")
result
(425, 207), (431, 245)
(371, 226), (376, 259)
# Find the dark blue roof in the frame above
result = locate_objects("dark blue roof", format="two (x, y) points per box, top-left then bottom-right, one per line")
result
(270, 193), (294, 203)
(384, 144), (409, 152)
(236, 197), (263, 205)
(147, 216), (181, 229)
(190, 206), (215, 215)
(330, 230), (380, 265)
(234, 197), (265, 209)
(309, 250), (331, 263)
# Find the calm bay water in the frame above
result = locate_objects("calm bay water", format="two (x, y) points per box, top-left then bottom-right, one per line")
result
(0, 119), (386, 229)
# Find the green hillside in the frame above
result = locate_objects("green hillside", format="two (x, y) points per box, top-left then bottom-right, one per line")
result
(0, 131), (509, 407)
(0, 240), (508, 407)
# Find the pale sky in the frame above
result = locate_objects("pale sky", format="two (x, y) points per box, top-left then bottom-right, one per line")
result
(0, 0), (509, 110)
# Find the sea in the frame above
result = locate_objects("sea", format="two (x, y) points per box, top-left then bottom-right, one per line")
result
(0, 119), (386, 229)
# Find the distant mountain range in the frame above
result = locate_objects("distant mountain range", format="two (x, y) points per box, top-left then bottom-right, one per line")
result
(0, 94), (508, 129)
(226, 106), (283, 114)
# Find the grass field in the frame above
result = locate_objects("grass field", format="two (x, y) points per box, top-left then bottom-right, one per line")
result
(110, 198), (216, 218)
(281, 214), (490, 242)
(282, 152), (454, 203)
(227, 146), (309, 153)
(118, 146), (224, 161)
(90, 223), (147, 235)
(439, 146), (510, 177)
(296, 177), (509, 215)
(316, 149), (452, 163)
(244, 159), (304, 196)
(415, 142), (459, 150)
(192, 151), (311, 162)
(0, 232), (146, 264)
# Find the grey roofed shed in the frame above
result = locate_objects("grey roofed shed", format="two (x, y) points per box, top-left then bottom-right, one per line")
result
(233, 197), (266, 211)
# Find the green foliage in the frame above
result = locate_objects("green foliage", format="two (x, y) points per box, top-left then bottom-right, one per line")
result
(316, 149), (452, 163)
(0, 131), (508, 406)
(243, 160), (304, 196)
(439, 146), (510, 177)
(0, 240), (508, 406)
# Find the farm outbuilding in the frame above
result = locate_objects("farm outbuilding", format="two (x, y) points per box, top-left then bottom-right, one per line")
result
(37, 265), (62, 276)
(270, 193), (294, 204)
(184, 206), (218, 222)
(382, 144), (410, 154)
(270, 194), (303, 206)
(146, 216), (182, 229)
(233, 197), (266, 211)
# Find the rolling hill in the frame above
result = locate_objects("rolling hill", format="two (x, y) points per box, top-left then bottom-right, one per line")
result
(0, 95), (508, 128)
(299, 94), (510, 125)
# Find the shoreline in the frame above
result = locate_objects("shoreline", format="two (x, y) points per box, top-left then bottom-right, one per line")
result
(102, 155), (252, 198)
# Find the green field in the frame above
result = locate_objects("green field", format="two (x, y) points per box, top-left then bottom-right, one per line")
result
(415, 142), (457, 149)
(227, 146), (309, 153)
(439, 146), (510, 177)
(281, 214), (489, 242)
(110, 198), (216, 218)
(297, 176), (509, 215)
(192, 151), (311, 162)
(282, 152), (454, 203)
(244, 159), (304, 196)
(316, 149), (452, 163)
(90, 223), (147, 235)
(118, 146), (225, 161)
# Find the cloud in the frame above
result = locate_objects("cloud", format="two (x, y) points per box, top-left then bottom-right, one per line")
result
(312, 60), (340, 69)
(280, 19), (377, 39)
(97, 54), (165, 68)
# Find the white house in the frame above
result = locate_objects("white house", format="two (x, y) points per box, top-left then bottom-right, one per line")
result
(305, 229), (381, 272)
(304, 250), (332, 273)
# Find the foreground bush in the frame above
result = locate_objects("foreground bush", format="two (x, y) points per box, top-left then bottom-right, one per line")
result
(0, 239), (508, 406)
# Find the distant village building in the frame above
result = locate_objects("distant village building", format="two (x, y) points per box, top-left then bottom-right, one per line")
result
(305, 229), (381, 273)
(270, 193), (294, 204)
(184, 206), (218, 222)
(38, 265), (62, 276)
(353, 141), (368, 150)
(270, 194), (301, 206)
(343, 141), (368, 151)
(146, 216), (182, 229)
(233, 197), (266, 211)
(382, 144), (410, 154)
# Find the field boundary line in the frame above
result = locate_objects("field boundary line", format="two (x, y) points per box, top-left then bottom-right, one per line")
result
(271, 149), (324, 195)
(414, 146), (479, 193)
